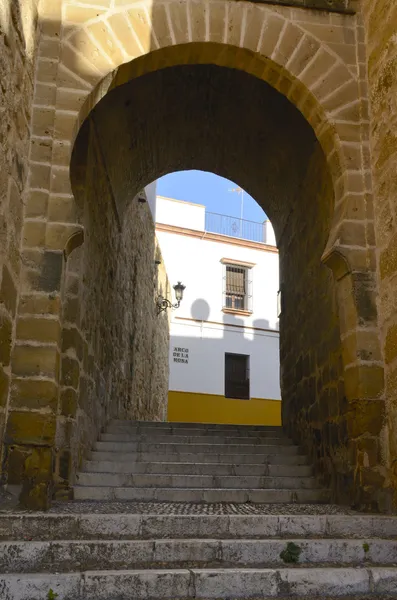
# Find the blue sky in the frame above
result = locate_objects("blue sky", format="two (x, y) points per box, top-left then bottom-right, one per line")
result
(157, 170), (267, 223)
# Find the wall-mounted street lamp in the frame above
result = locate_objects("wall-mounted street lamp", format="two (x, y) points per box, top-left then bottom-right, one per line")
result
(157, 282), (186, 315)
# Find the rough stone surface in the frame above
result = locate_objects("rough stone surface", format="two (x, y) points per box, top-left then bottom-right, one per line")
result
(0, 0), (38, 484)
(52, 140), (170, 498)
(2, 497), (397, 599)
(280, 142), (350, 505)
(0, 0), (390, 512)
(362, 0), (397, 511)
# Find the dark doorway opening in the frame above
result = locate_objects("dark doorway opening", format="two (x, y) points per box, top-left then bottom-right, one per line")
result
(225, 353), (250, 400)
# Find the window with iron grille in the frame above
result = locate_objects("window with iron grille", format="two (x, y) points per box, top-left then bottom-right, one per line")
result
(223, 264), (253, 312)
(225, 353), (250, 400)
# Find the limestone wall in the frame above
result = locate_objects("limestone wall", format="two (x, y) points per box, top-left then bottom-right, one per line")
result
(280, 144), (347, 503)
(0, 0), (388, 510)
(362, 1), (397, 506)
(52, 126), (170, 497)
(0, 0), (38, 482)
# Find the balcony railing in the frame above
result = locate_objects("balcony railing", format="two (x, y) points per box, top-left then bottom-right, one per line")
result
(205, 212), (267, 243)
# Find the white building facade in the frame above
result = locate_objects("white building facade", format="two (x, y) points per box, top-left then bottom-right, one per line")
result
(156, 196), (281, 426)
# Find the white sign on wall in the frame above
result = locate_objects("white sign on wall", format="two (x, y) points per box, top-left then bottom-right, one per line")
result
(173, 347), (189, 364)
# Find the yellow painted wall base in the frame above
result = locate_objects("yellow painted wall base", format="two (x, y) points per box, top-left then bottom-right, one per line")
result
(167, 391), (282, 426)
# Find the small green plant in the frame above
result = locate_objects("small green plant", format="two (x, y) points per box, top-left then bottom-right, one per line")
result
(363, 542), (370, 554)
(280, 542), (302, 564)
(47, 589), (58, 600)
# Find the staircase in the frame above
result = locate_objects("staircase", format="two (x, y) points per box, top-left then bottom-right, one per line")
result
(74, 420), (328, 503)
(2, 420), (397, 599)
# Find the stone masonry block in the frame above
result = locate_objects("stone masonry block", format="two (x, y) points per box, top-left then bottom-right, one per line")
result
(62, 327), (84, 361)
(0, 265), (17, 317)
(241, 5), (263, 53)
(12, 344), (59, 378)
(18, 293), (60, 317)
(67, 29), (113, 77)
(272, 23), (304, 68)
(61, 356), (80, 389)
(60, 387), (78, 418)
(16, 317), (61, 344)
(64, 5), (106, 25)
(380, 232), (397, 280)
(50, 167), (73, 195)
(88, 21), (125, 68)
(31, 107), (55, 137)
(0, 365), (10, 408)
(258, 14), (285, 58)
(347, 399), (385, 438)
(127, 8), (156, 54)
(385, 323), (397, 365)
(22, 221), (46, 249)
(35, 251), (63, 293)
(168, 1), (189, 46)
(34, 82), (57, 107)
(300, 48), (336, 90)
(45, 224), (80, 251)
(0, 312), (13, 366)
(6, 410), (56, 445)
(345, 364), (385, 402)
(54, 110), (78, 141)
(35, 58), (58, 85)
(10, 378), (58, 411)
(48, 194), (77, 223)
(52, 141), (72, 167)
(25, 191), (49, 219)
(342, 330), (382, 366)
(30, 138), (53, 164)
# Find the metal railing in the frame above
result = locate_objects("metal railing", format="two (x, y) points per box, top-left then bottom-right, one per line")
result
(205, 212), (266, 243)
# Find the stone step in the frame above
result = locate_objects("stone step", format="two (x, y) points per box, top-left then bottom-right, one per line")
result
(100, 433), (293, 445)
(93, 441), (300, 455)
(82, 460), (313, 477)
(3, 513), (397, 542)
(109, 420), (283, 432)
(1, 567), (396, 599)
(89, 451), (309, 465)
(77, 472), (318, 490)
(2, 538), (397, 573)
(73, 486), (329, 503)
(106, 426), (288, 438)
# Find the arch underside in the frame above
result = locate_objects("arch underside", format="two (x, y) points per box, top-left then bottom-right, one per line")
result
(72, 62), (350, 503)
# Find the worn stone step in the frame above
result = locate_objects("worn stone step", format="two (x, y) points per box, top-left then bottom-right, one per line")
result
(1, 567), (396, 599)
(100, 433), (293, 445)
(3, 513), (397, 541)
(106, 426), (289, 439)
(2, 538), (397, 573)
(77, 472), (318, 490)
(82, 460), (313, 477)
(93, 441), (300, 455)
(73, 486), (329, 503)
(109, 420), (283, 432)
(89, 451), (309, 465)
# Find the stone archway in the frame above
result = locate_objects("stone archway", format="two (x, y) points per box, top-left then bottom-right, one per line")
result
(4, 0), (387, 510)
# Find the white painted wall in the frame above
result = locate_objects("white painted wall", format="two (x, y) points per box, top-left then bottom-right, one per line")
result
(169, 320), (280, 399)
(144, 181), (157, 220)
(156, 196), (206, 231)
(156, 196), (281, 401)
(264, 220), (277, 246)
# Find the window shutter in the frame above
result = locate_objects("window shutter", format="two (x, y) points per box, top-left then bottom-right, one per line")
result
(247, 269), (253, 312)
(222, 263), (227, 307)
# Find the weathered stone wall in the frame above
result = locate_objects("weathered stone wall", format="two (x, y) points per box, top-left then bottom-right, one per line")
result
(280, 144), (347, 503)
(0, 0), (385, 509)
(362, 1), (397, 507)
(53, 125), (170, 498)
(0, 0), (38, 484)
